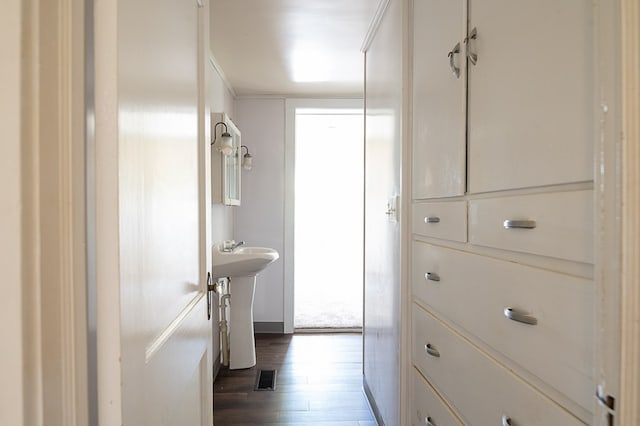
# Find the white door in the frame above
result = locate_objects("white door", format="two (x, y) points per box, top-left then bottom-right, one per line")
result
(412, 0), (467, 199)
(95, 0), (212, 424)
(467, 0), (593, 193)
(363, 0), (403, 424)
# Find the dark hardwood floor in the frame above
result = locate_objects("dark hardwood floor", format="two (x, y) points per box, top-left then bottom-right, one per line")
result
(213, 333), (376, 425)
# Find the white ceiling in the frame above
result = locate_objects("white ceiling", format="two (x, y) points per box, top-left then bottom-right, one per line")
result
(210, 0), (380, 97)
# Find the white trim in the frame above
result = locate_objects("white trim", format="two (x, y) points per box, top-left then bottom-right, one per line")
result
(361, 0), (391, 53)
(619, 0), (640, 422)
(209, 54), (237, 99)
(283, 98), (364, 334)
(594, 0), (623, 422)
(145, 292), (206, 362)
(400, 0), (411, 424)
(94, 0), (123, 423)
(237, 94), (363, 101)
(284, 100), (295, 334)
(0, 1), (26, 423)
(11, 0), (90, 423)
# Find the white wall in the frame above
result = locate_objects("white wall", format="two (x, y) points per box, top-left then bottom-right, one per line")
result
(235, 98), (286, 324)
(209, 61), (236, 245)
(209, 60), (236, 366)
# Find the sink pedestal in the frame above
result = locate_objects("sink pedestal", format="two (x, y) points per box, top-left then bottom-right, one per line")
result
(229, 275), (257, 369)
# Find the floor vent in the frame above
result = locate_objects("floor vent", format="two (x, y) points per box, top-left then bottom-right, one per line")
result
(255, 369), (277, 391)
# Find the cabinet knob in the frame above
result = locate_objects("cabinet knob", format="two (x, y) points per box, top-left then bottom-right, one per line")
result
(424, 343), (441, 358)
(501, 415), (512, 426)
(503, 219), (536, 229)
(425, 416), (436, 426)
(504, 307), (538, 325)
(424, 216), (440, 224)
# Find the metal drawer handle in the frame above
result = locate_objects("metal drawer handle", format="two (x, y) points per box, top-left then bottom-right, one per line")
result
(425, 416), (436, 426)
(447, 42), (461, 78)
(503, 219), (536, 229)
(424, 343), (440, 358)
(425, 272), (441, 282)
(465, 27), (478, 65)
(504, 307), (538, 325)
(502, 415), (512, 426)
(424, 216), (440, 224)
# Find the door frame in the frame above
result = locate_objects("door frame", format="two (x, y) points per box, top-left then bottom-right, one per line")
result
(283, 98), (364, 333)
(5, 0), (90, 424)
(618, 0), (640, 422)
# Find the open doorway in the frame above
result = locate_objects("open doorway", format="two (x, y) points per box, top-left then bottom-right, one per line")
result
(291, 105), (364, 330)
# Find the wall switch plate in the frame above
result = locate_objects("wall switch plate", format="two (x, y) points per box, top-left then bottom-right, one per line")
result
(385, 195), (399, 223)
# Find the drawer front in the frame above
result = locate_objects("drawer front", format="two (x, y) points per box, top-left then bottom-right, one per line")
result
(468, 190), (593, 263)
(412, 369), (462, 426)
(412, 305), (586, 425)
(412, 241), (593, 413)
(412, 201), (467, 242)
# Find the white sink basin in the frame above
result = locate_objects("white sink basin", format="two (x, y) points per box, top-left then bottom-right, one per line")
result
(212, 245), (279, 278)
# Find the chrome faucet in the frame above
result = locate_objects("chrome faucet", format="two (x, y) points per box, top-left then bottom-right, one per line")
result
(222, 240), (245, 252)
(231, 240), (245, 251)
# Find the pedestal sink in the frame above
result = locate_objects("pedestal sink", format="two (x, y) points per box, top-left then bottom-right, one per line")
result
(212, 242), (279, 369)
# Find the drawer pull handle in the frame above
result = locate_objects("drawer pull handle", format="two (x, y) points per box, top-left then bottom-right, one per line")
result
(503, 219), (536, 229)
(425, 416), (436, 426)
(501, 415), (512, 426)
(424, 216), (440, 224)
(447, 42), (461, 78)
(424, 343), (440, 358)
(504, 307), (538, 325)
(425, 272), (441, 282)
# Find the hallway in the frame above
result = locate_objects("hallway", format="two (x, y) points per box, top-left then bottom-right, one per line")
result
(213, 333), (375, 425)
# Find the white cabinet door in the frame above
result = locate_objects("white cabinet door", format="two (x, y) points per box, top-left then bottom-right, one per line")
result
(412, 0), (467, 199)
(467, 0), (593, 193)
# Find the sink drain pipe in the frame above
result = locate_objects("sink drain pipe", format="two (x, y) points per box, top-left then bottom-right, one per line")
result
(218, 278), (231, 367)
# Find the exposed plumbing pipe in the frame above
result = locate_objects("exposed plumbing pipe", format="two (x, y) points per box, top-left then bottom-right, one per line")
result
(218, 278), (231, 367)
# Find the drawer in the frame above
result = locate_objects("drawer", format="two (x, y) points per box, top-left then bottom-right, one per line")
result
(412, 305), (586, 425)
(468, 190), (593, 263)
(412, 369), (463, 426)
(412, 241), (593, 413)
(412, 201), (467, 242)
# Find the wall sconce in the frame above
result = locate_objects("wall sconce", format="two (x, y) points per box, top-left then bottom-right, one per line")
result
(212, 122), (233, 156)
(241, 145), (253, 170)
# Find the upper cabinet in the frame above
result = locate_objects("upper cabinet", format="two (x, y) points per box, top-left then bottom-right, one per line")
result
(467, 0), (593, 193)
(412, 0), (593, 198)
(211, 112), (241, 206)
(412, 0), (467, 200)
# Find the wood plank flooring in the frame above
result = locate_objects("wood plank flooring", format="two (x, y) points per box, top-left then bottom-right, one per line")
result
(213, 333), (376, 425)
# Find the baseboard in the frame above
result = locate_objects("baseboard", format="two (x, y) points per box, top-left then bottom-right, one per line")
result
(213, 352), (221, 382)
(295, 327), (363, 334)
(254, 322), (284, 333)
(363, 377), (384, 426)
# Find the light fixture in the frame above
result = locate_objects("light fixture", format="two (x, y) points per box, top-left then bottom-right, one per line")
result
(212, 122), (233, 156)
(240, 145), (253, 170)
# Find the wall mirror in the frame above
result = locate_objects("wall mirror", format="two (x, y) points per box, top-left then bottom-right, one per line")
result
(211, 112), (241, 206)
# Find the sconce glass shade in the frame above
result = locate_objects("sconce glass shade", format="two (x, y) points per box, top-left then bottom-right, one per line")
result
(218, 132), (234, 156)
(242, 153), (253, 170)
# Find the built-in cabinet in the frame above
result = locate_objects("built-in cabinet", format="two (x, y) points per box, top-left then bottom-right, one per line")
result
(410, 0), (595, 424)
(411, 0), (466, 199)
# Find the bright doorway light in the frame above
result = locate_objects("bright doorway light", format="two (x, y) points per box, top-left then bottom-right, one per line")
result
(294, 109), (364, 329)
